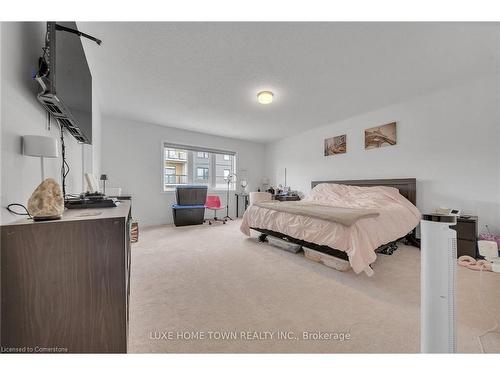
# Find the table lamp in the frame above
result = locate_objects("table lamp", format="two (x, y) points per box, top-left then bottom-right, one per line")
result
(23, 135), (59, 181)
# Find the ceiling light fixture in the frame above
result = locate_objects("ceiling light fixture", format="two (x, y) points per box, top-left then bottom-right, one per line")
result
(257, 91), (274, 104)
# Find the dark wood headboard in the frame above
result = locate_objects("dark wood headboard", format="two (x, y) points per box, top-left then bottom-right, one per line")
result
(311, 178), (416, 206)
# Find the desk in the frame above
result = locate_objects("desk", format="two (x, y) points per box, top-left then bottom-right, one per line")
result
(235, 193), (249, 218)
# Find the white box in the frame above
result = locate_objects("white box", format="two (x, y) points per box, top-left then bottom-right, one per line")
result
(303, 247), (351, 271)
(267, 236), (302, 253)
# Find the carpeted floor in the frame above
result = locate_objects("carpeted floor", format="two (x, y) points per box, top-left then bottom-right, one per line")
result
(129, 219), (500, 353)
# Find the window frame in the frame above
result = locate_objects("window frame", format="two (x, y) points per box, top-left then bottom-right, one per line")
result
(164, 166), (176, 185)
(162, 142), (237, 192)
(196, 166), (209, 180)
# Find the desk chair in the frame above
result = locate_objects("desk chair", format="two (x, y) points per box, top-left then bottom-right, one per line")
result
(205, 195), (226, 225)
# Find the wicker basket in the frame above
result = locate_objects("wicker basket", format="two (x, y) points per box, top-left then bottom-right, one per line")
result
(130, 220), (139, 243)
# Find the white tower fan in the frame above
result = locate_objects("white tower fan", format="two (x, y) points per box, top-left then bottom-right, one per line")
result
(420, 214), (457, 353)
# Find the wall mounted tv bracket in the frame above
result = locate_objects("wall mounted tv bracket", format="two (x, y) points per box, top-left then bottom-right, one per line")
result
(35, 22), (101, 143)
(54, 23), (102, 45)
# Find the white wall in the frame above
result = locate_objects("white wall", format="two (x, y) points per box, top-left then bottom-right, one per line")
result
(0, 23), (3, 221)
(101, 116), (266, 226)
(265, 75), (500, 233)
(0, 22), (101, 224)
(82, 84), (102, 190)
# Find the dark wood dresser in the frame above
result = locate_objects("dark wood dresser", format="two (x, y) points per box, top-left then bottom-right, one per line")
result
(1, 201), (131, 353)
(454, 216), (478, 258)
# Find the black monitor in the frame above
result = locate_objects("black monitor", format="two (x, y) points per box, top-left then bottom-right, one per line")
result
(36, 22), (93, 144)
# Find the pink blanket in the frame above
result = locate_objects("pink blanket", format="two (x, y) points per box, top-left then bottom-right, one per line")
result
(240, 183), (421, 275)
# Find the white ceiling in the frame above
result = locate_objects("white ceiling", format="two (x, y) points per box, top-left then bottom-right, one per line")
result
(79, 22), (499, 143)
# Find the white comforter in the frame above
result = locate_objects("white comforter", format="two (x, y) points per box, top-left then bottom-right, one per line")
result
(240, 183), (421, 275)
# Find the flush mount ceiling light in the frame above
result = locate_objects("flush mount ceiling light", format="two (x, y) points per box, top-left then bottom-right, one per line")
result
(257, 90), (274, 104)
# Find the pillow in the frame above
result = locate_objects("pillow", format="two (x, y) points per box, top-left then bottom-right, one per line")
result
(303, 183), (404, 208)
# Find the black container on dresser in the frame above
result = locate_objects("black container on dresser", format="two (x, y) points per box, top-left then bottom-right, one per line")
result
(452, 216), (478, 258)
(275, 195), (301, 201)
(1, 201), (132, 353)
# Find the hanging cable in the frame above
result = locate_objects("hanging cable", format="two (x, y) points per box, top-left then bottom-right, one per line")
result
(59, 122), (70, 200)
(6, 204), (32, 219)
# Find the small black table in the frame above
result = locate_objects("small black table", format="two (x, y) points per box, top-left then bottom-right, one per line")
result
(235, 193), (249, 218)
(453, 215), (478, 258)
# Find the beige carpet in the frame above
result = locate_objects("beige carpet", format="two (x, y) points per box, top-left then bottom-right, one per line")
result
(129, 220), (500, 353)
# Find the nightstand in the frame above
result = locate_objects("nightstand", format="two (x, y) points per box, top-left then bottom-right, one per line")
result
(452, 216), (478, 258)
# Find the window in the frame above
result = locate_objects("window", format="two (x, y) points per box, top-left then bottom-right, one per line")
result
(164, 147), (188, 187)
(164, 167), (176, 185)
(167, 149), (187, 160)
(197, 167), (209, 180)
(215, 154), (235, 189)
(163, 144), (236, 191)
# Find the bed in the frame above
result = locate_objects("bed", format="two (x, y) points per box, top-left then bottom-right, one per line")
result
(240, 178), (421, 275)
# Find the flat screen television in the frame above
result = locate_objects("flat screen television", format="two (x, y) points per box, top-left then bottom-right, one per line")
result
(36, 22), (92, 144)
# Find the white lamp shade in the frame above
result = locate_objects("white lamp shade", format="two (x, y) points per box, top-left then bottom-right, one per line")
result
(23, 135), (59, 158)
